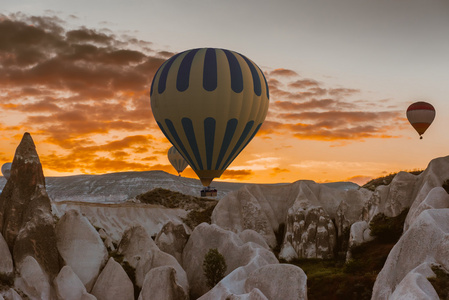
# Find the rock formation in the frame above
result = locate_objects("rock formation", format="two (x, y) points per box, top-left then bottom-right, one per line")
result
(117, 225), (189, 295)
(155, 221), (191, 265)
(244, 264), (307, 300)
(0, 133), (60, 278)
(14, 256), (52, 300)
(371, 209), (449, 298)
(55, 209), (108, 291)
(91, 257), (134, 300)
(0, 232), (13, 278)
(182, 223), (278, 299)
(212, 180), (370, 260)
(54, 266), (95, 300)
(138, 266), (188, 300)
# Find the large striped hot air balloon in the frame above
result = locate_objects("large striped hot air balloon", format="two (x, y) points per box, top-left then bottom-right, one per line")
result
(168, 146), (188, 176)
(406, 101), (436, 139)
(151, 48), (269, 186)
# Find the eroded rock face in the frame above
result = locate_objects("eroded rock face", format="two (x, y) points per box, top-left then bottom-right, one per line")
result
(54, 266), (94, 300)
(0, 232), (13, 277)
(0, 133), (60, 278)
(281, 204), (336, 260)
(14, 256), (52, 300)
(212, 180), (370, 257)
(371, 209), (449, 299)
(362, 171), (418, 223)
(117, 225), (188, 293)
(56, 210), (108, 291)
(182, 223), (278, 299)
(389, 263), (439, 300)
(91, 258), (134, 300)
(244, 264), (307, 300)
(155, 221), (191, 265)
(138, 266), (188, 300)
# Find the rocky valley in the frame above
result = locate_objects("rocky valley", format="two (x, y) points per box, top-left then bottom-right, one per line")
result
(0, 133), (448, 300)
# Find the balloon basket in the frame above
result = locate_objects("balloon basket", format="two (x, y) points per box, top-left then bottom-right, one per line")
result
(200, 186), (217, 197)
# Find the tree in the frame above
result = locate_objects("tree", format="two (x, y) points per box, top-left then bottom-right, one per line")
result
(202, 248), (227, 288)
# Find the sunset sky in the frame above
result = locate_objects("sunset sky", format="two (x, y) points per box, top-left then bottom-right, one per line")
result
(1, 0), (449, 185)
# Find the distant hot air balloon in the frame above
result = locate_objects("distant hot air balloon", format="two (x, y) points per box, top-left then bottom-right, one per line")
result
(406, 101), (436, 139)
(151, 48), (269, 187)
(168, 146), (188, 176)
(1, 162), (12, 180)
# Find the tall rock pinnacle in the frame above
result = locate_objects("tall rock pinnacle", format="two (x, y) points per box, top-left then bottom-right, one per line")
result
(0, 132), (60, 277)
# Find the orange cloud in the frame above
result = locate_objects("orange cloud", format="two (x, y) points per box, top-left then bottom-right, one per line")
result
(269, 68), (298, 77)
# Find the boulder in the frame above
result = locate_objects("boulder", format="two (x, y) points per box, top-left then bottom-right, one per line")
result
(371, 209), (449, 299)
(0, 232), (13, 277)
(54, 266), (94, 300)
(389, 263), (439, 300)
(244, 264), (307, 300)
(14, 256), (52, 300)
(0, 133), (60, 277)
(155, 221), (191, 265)
(91, 258), (134, 300)
(182, 223), (278, 299)
(117, 225), (188, 292)
(56, 210), (108, 291)
(138, 266), (188, 300)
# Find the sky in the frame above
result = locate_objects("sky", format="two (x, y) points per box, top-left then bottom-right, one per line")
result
(1, 0), (449, 185)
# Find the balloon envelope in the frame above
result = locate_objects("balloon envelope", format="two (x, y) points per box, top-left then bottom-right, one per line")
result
(151, 48), (269, 186)
(168, 146), (188, 175)
(406, 102), (435, 138)
(1, 162), (11, 180)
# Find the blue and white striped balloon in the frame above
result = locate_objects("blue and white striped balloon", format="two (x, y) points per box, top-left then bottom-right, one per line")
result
(168, 146), (188, 175)
(151, 48), (269, 186)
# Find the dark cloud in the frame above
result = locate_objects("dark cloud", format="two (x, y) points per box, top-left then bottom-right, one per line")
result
(0, 13), (167, 146)
(221, 169), (254, 180)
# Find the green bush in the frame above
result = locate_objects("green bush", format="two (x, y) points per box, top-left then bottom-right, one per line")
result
(369, 209), (409, 243)
(203, 248), (227, 288)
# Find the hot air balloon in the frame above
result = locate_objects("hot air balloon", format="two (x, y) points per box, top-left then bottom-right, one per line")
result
(1, 162), (11, 180)
(406, 101), (435, 139)
(151, 48), (269, 188)
(168, 146), (188, 176)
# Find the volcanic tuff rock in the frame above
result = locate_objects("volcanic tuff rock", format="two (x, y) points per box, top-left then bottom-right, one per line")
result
(0, 133), (60, 278)
(371, 209), (449, 299)
(91, 257), (134, 300)
(155, 221), (191, 265)
(389, 263), (440, 300)
(0, 232), (13, 277)
(54, 266), (95, 300)
(362, 171), (418, 222)
(14, 256), (52, 300)
(117, 225), (189, 292)
(212, 180), (370, 259)
(244, 264), (307, 300)
(55, 209), (108, 291)
(183, 223), (278, 299)
(138, 266), (189, 300)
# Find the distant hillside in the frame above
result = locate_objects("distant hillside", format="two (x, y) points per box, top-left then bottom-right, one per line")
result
(0, 170), (360, 203)
(362, 170), (423, 191)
